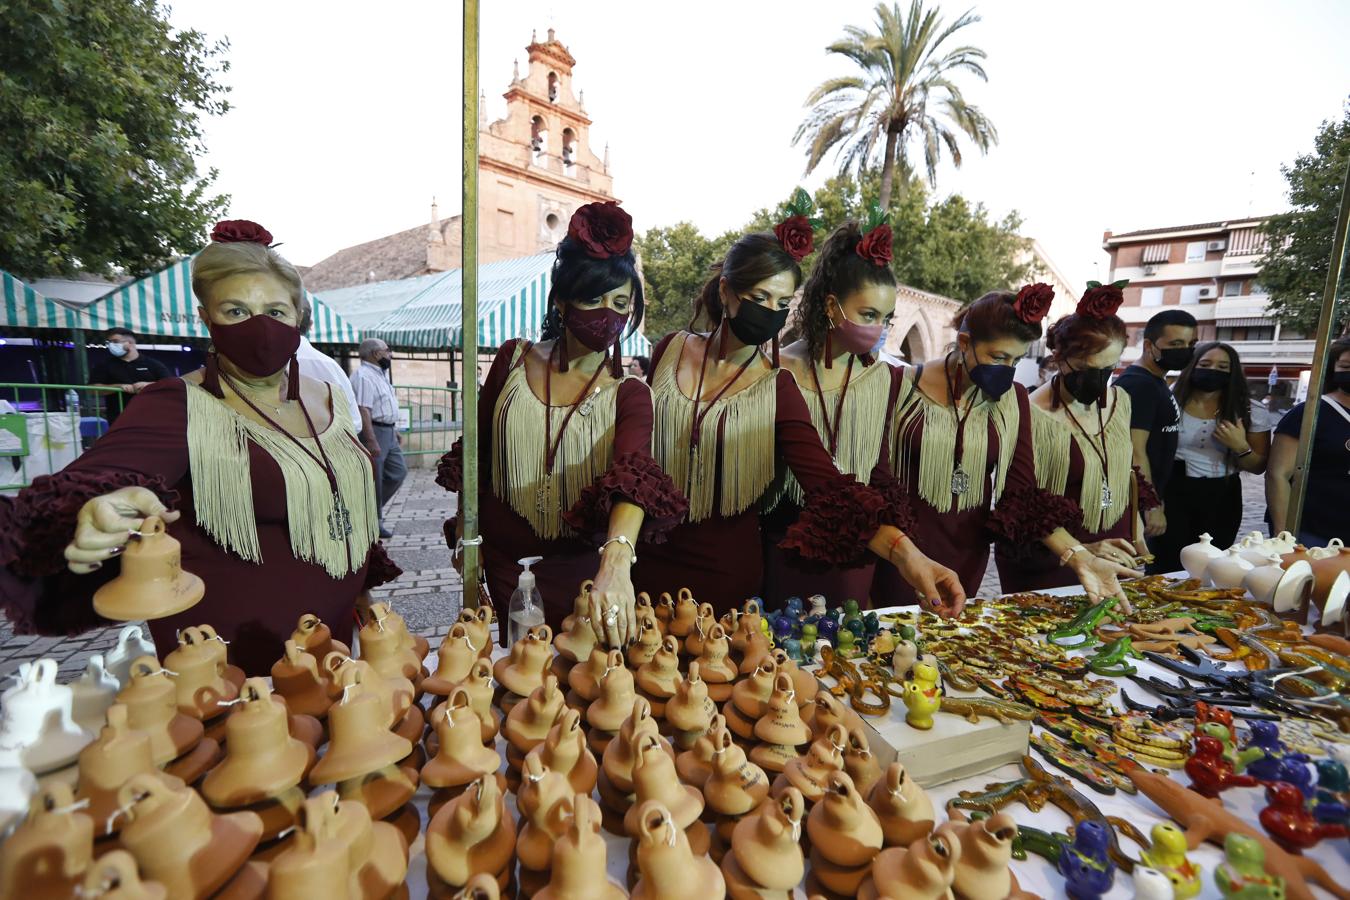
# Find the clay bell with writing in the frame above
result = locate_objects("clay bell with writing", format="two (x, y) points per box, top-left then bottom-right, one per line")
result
(634, 636), (681, 707)
(164, 626), (238, 720)
(675, 713), (725, 789)
(493, 624), (553, 698)
(702, 726), (770, 818)
(775, 721), (846, 805)
(627, 603), (663, 668)
(753, 673), (810, 747)
(0, 783), (94, 900)
(92, 516), (203, 621)
(115, 657), (203, 766)
(664, 662), (717, 748)
(74, 704), (184, 835)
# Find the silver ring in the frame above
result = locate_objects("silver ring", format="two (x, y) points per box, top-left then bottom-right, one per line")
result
(605, 613), (618, 627)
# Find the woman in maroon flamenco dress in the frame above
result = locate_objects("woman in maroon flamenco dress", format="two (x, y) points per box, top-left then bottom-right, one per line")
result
(873, 287), (1143, 608)
(438, 203), (686, 645)
(0, 222), (400, 674)
(633, 220), (965, 618)
(993, 285), (1158, 607)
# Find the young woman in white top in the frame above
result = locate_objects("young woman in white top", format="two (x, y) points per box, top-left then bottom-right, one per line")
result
(1150, 341), (1269, 572)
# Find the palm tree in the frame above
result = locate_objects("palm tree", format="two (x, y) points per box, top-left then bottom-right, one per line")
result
(794, 0), (998, 209)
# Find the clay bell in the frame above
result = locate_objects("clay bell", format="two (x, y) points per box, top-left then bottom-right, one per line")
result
(774, 722), (846, 805)
(270, 640), (334, 719)
(492, 624), (553, 697)
(565, 646), (608, 704)
(0, 783), (95, 900)
(559, 579), (594, 634)
(526, 707), (598, 797)
(92, 515), (204, 621)
(635, 636), (682, 703)
(534, 795), (625, 900)
(861, 825), (962, 900)
(422, 623), (479, 696)
(693, 623), (738, 688)
(682, 602), (718, 658)
(325, 654), (413, 727)
(456, 606), (495, 659)
(516, 755), (573, 875)
(117, 772), (262, 899)
(950, 811), (1019, 900)
(664, 662), (717, 747)
(74, 704), (183, 835)
(79, 850), (168, 900)
(804, 690), (865, 742)
(866, 761), (935, 848)
(503, 674), (565, 758)
(667, 587), (699, 639)
(291, 614), (351, 663)
(310, 680), (412, 786)
(262, 812), (350, 899)
(585, 650), (636, 735)
(325, 790), (410, 900)
(553, 601), (598, 664)
(425, 775), (516, 892)
(770, 647), (818, 706)
(843, 725), (882, 796)
(753, 673), (810, 746)
(0, 658), (93, 774)
(675, 713), (725, 788)
(429, 657), (499, 743)
(366, 601), (428, 663)
(201, 679), (308, 808)
(421, 689), (501, 794)
(624, 733), (704, 837)
(627, 611), (663, 668)
(807, 770), (884, 895)
(730, 657), (779, 721)
(601, 697), (671, 794)
(116, 657), (203, 766)
(630, 799), (725, 900)
(725, 786), (806, 892)
(702, 727), (770, 819)
(69, 654), (119, 734)
(164, 626), (238, 720)
(358, 604), (423, 686)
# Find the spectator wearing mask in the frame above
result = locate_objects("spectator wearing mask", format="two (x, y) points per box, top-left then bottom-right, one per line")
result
(1150, 342), (1269, 572)
(351, 338), (406, 538)
(90, 329), (171, 403)
(1113, 309), (1197, 545)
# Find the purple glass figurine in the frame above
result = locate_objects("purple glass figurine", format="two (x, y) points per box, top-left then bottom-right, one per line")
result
(1057, 821), (1115, 900)
(816, 615), (839, 645)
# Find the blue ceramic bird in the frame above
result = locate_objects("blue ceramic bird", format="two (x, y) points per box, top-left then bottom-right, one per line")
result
(1058, 821), (1115, 900)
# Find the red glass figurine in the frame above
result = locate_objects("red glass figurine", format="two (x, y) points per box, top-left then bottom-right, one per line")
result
(1258, 782), (1349, 854)
(1186, 735), (1258, 799)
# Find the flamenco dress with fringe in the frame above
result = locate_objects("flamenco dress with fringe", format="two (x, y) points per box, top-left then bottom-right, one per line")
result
(437, 339), (686, 637)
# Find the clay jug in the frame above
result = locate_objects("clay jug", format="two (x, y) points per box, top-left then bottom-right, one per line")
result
(201, 679), (308, 808)
(534, 795), (625, 900)
(117, 773), (262, 899)
(665, 663), (717, 745)
(503, 674), (565, 756)
(630, 799), (725, 900)
(694, 624), (738, 685)
(1205, 546), (1254, 589)
(69, 654), (119, 734)
(728, 787), (805, 891)
(601, 697), (668, 794)
(422, 688), (501, 791)
(103, 625), (159, 688)
(74, 704), (183, 835)
(950, 811), (1018, 900)
(1244, 554), (1287, 606)
(93, 516), (204, 621)
(526, 707), (598, 797)
(865, 826), (962, 900)
(493, 624), (553, 697)
(270, 640), (333, 719)
(517, 755), (573, 873)
(0, 658), (92, 773)
(635, 636), (682, 699)
(1180, 532), (1225, 580)
(668, 587), (699, 638)
(777, 722), (846, 804)
(553, 603), (598, 664)
(0, 784), (94, 900)
(866, 760), (935, 848)
(586, 650), (636, 734)
(753, 673), (810, 747)
(625, 733), (704, 835)
(310, 680), (412, 786)
(425, 775), (516, 889)
(807, 770), (883, 867)
(843, 725), (882, 796)
(566, 646), (609, 703)
(164, 627), (238, 720)
(79, 850), (168, 900)
(116, 657), (202, 766)
(627, 612), (663, 668)
(683, 602), (718, 658)
(804, 691), (865, 742)
(702, 727), (770, 818)
(292, 613), (350, 663)
(675, 713), (724, 788)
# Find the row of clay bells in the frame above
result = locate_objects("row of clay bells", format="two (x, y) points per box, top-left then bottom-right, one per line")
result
(269, 613), (354, 719)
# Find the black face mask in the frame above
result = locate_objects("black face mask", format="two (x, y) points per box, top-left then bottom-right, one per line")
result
(726, 299), (790, 347)
(1331, 371), (1350, 391)
(1190, 368), (1229, 393)
(1061, 366), (1113, 405)
(377, 356), (392, 371)
(1152, 345), (1194, 372)
(965, 358), (1016, 401)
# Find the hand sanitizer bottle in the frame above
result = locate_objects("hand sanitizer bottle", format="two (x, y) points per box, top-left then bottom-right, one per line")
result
(507, 556), (545, 646)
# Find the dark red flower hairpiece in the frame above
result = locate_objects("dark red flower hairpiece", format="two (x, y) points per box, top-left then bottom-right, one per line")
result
(1012, 282), (1054, 324)
(1077, 280), (1128, 319)
(211, 219), (274, 246)
(567, 201), (633, 259)
(856, 225), (893, 267)
(774, 215), (815, 263)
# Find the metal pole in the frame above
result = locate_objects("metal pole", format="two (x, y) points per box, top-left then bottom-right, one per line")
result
(1286, 157), (1350, 534)
(460, 0), (482, 611)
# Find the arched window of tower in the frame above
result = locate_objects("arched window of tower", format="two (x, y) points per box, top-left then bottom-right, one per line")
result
(561, 128), (576, 173)
(547, 71), (559, 102)
(530, 115), (548, 163)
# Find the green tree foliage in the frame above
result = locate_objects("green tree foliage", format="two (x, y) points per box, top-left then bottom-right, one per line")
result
(1260, 105), (1350, 335)
(635, 223), (735, 340)
(0, 0), (232, 278)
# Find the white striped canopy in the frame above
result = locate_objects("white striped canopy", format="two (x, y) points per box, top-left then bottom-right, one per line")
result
(341, 252), (651, 355)
(1, 271), (90, 331)
(80, 256), (361, 345)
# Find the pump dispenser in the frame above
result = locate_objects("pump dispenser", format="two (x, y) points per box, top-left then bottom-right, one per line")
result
(509, 557), (545, 646)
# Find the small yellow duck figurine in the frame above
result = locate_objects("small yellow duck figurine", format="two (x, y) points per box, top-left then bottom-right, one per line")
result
(903, 661), (942, 730)
(1140, 822), (1202, 899)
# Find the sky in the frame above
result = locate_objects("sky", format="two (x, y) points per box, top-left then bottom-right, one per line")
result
(171, 0), (1350, 292)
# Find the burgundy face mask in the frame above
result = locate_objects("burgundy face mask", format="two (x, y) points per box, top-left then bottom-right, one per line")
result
(563, 305), (629, 352)
(207, 314), (301, 377)
(831, 311), (884, 356)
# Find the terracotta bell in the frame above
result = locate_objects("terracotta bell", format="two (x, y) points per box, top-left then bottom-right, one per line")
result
(804, 690), (865, 742)
(559, 579), (594, 635)
(366, 601), (428, 664)
(566, 646), (609, 703)
(270, 640), (334, 719)
(950, 811), (1020, 900)
(429, 657), (499, 743)
(422, 623), (479, 696)
(730, 658), (779, 721)
(775, 722), (846, 805)
(357, 605), (423, 686)
(69, 654), (119, 734)
(0, 783), (95, 900)
(325, 654), (413, 727)
(627, 612), (663, 668)
(79, 850), (168, 900)
(492, 624), (553, 698)
(624, 733), (704, 836)
(726, 786), (806, 892)
(310, 680), (412, 786)
(753, 673), (810, 746)
(115, 657), (203, 766)
(867, 760), (935, 848)
(806, 770), (884, 868)
(694, 623), (738, 687)
(291, 613), (351, 664)
(164, 626), (238, 720)
(325, 790), (411, 900)
(601, 697), (672, 794)
(553, 602), (599, 664)
(103, 625), (159, 688)
(771, 647), (818, 706)
(585, 651), (636, 734)
(736, 627), (774, 676)
(92, 515), (204, 621)
(630, 799), (725, 900)
(682, 602), (718, 658)
(843, 724), (882, 796)
(702, 726), (770, 818)
(425, 774), (516, 891)
(664, 662), (717, 747)
(635, 636), (682, 701)
(201, 678), (309, 808)
(0, 658), (93, 774)
(675, 713), (724, 789)
(667, 588), (699, 639)
(516, 754), (573, 874)
(502, 674), (564, 756)
(116, 772), (262, 900)
(456, 605), (495, 659)
(262, 812), (350, 899)
(421, 688), (501, 793)
(861, 825), (963, 900)
(534, 794), (626, 900)
(74, 704), (184, 835)
(527, 706), (598, 797)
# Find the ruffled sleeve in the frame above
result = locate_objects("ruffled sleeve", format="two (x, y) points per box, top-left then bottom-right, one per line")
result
(1133, 465), (1162, 512)
(435, 438), (462, 492)
(867, 465), (917, 535)
(361, 541), (403, 590)
(986, 384), (1084, 544)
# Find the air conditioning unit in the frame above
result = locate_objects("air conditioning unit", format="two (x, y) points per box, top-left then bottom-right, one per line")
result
(1143, 264), (1158, 275)
(1198, 287), (1214, 298)
(1207, 239), (1227, 252)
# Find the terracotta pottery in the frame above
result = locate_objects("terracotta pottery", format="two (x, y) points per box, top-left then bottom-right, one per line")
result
(503, 674), (565, 756)
(263, 823), (349, 899)
(600, 697), (671, 794)
(728, 602), (760, 657)
(79, 850), (168, 900)
(525, 707), (598, 797)
(753, 673), (810, 746)
(0, 783), (94, 900)
(949, 811), (1019, 900)
(728, 787), (806, 891)
(559, 580), (595, 635)
(862, 826), (962, 900)
(736, 629), (774, 676)
(310, 681), (412, 786)
(164, 627), (238, 720)
(116, 657), (203, 766)
(367, 601), (428, 665)
(566, 646), (609, 703)
(803, 691), (865, 743)
(117, 773), (262, 899)
(627, 613), (664, 669)
(335, 764), (418, 821)
(624, 733), (705, 835)
(430, 657), (500, 744)
(653, 592), (675, 629)
(425, 775), (516, 890)
(452, 606), (493, 660)
(1180, 532), (1225, 580)
(269, 641), (333, 719)
(492, 624), (553, 697)
(75, 704), (184, 835)
(683, 602), (718, 658)
(866, 760), (935, 848)
(1309, 545), (1350, 606)
(422, 689), (501, 791)
(769, 648), (819, 706)
(325, 790), (410, 900)
(693, 624), (739, 684)
(675, 713), (724, 788)
(70, 655), (119, 734)
(731, 658), (780, 719)
(202, 679), (309, 808)
(630, 799), (725, 900)
(162, 735), (221, 785)
(92, 516), (204, 621)
(325, 654), (414, 727)
(774, 722), (846, 804)
(103, 625), (159, 688)
(843, 725), (882, 796)
(553, 603), (599, 664)
(1205, 546), (1254, 589)
(667, 587), (699, 638)
(357, 609), (423, 686)
(665, 663), (717, 746)
(291, 614), (351, 664)
(516, 755), (573, 873)
(586, 651), (637, 733)
(807, 770), (883, 867)
(635, 636), (682, 699)
(0, 658), (93, 774)
(702, 727), (770, 817)
(534, 795), (626, 900)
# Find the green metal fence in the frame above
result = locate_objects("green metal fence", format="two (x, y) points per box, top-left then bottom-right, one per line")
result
(0, 383), (129, 492)
(393, 384), (462, 459)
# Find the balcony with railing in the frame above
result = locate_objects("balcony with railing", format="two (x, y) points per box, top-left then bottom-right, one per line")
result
(1223, 339), (1315, 365)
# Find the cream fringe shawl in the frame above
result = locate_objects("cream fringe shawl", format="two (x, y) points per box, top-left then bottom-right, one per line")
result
(1029, 388), (1134, 533)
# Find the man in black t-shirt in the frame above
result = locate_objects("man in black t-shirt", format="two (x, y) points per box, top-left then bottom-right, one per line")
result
(1112, 309), (1197, 542)
(89, 328), (171, 412)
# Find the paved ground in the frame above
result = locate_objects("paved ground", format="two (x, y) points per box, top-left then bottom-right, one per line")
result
(0, 471), (1271, 678)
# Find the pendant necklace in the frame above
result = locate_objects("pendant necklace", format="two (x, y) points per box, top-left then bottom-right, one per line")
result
(807, 352), (855, 472)
(539, 342), (610, 513)
(944, 353), (980, 496)
(1061, 387), (1115, 510)
(687, 326), (761, 490)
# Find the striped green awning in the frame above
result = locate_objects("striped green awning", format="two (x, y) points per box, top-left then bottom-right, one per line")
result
(358, 252), (652, 355)
(81, 256), (361, 345)
(1, 270), (90, 331)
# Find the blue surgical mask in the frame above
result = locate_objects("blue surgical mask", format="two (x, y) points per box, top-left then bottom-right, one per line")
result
(107, 342), (128, 358)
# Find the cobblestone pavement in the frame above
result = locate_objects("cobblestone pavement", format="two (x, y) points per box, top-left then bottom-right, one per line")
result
(0, 471), (1273, 679)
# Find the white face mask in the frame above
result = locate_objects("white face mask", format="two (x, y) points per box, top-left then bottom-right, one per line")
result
(107, 342), (128, 358)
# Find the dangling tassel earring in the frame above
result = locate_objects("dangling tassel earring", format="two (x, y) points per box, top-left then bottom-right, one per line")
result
(771, 335), (780, 368)
(286, 356), (301, 401)
(610, 335), (623, 378)
(558, 329), (569, 373)
(824, 327), (834, 369)
(203, 351), (224, 398)
(718, 319), (731, 361)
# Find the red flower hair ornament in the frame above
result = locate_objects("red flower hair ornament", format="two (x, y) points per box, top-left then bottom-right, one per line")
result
(567, 201), (633, 259)
(1012, 282), (1055, 324)
(1076, 280), (1128, 319)
(856, 224), (893, 267)
(211, 220), (274, 246)
(773, 187), (820, 262)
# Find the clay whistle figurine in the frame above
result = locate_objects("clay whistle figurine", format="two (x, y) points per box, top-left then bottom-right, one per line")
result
(784, 596), (804, 619)
(1214, 833), (1286, 900)
(1258, 781), (1349, 854)
(1139, 822), (1201, 899)
(1133, 866), (1178, 900)
(903, 662), (942, 731)
(1057, 820), (1115, 900)
(1186, 735), (1258, 799)
(836, 628), (858, 659)
(807, 595), (828, 619)
(1311, 759), (1350, 825)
